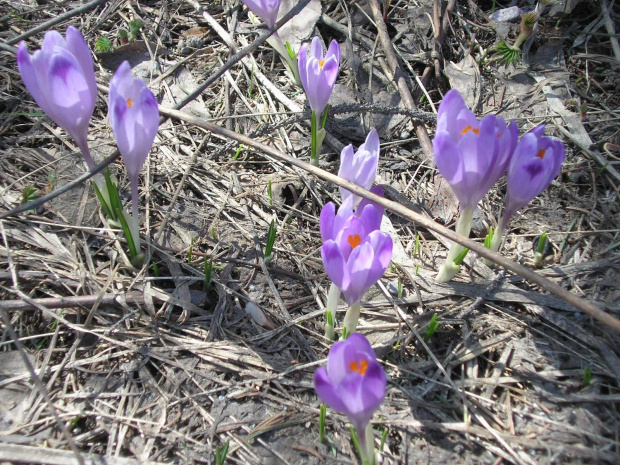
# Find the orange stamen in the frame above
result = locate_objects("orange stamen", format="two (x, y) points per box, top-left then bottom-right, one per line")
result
(536, 149), (546, 159)
(461, 125), (480, 135)
(319, 60), (325, 68)
(126, 98), (133, 109)
(349, 360), (369, 376)
(347, 234), (361, 249)
(497, 133), (503, 138)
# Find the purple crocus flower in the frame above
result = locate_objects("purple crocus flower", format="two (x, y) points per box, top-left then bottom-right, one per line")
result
(241, 0), (281, 29)
(298, 37), (340, 117)
(433, 89), (519, 209)
(339, 129), (380, 207)
(17, 27), (98, 168)
(504, 124), (565, 221)
(108, 61), (159, 185)
(314, 333), (386, 435)
(320, 189), (392, 306)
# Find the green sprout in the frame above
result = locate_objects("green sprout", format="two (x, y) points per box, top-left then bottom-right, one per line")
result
(129, 20), (143, 42)
(493, 12), (539, 67)
(349, 425), (363, 464)
(424, 313), (440, 342)
(380, 427), (388, 452)
(341, 326), (351, 340)
(21, 186), (38, 205)
(319, 403), (327, 443)
(233, 145), (244, 161)
(397, 277), (403, 299)
(152, 261), (159, 277)
(188, 237), (194, 263)
(204, 256), (214, 291)
(118, 29), (129, 45)
(583, 367), (592, 387)
(414, 234), (420, 257)
(453, 247), (470, 266)
(215, 438), (230, 465)
(264, 219), (277, 265)
(211, 226), (218, 241)
(534, 232), (548, 268)
(268, 180), (273, 205)
(95, 37), (113, 52)
(484, 226), (494, 249)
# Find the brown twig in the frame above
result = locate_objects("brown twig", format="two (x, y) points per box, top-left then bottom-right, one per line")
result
(367, 0), (434, 160)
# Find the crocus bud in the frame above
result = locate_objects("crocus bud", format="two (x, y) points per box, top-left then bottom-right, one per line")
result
(108, 61), (159, 183)
(433, 89), (518, 209)
(314, 333), (386, 436)
(504, 125), (565, 222)
(339, 129), (380, 208)
(320, 189), (392, 306)
(17, 27), (98, 167)
(298, 37), (340, 117)
(241, 0), (281, 29)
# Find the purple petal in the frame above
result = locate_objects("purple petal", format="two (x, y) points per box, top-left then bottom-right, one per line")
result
(433, 131), (470, 206)
(314, 367), (346, 412)
(346, 333), (376, 360)
(320, 202), (336, 242)
(297, 42), (309, 91)
(322, 241), (349, 290)
(65, 26), (97, 105)
(242, 0), (281, 28)
(325, 40), (341, 65)
(48, 50), (93, 141)
(342, 242), (375, 305)
(309, 36), (323, 60)
(326, 338), (358, 386)
(436, 89), (468, 139)
(17, 43), (51, 118)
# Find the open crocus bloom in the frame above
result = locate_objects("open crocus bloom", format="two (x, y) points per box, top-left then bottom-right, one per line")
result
(241, 0), (281, 29)
(433, 89), (518, 209)
(504, 124), (565, 221)
(108, 61), (159, 184)
(320, 188), (392, 306)
(339, 129), (380, 208)
(314, 333), (386, 434)
(17, 27), (98, 167)
(298, 37), (340, 117)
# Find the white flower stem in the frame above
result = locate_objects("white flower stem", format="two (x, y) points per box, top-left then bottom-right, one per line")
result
(436, 206), (474, 282)
(266, 33), (301, 86)
(356, 422), (377, 465)
(127, 177), (142, 262)
(341, 301), (361, 339)
(324, 282), (340, 340)
(483, 216), (506, 267)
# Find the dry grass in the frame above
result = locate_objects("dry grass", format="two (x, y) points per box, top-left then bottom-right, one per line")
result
(1, 0), (620, 464)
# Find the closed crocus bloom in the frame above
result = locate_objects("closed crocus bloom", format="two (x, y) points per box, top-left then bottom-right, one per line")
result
(241, 0), (281, 29)
(298, 37), (340, 117)
(505, 125), (565, 221)
(433, 89), (518, 209)
(321, 191), (392, 307)
(314, 333), (386, 463)
(17, 27), (98, 167)
(108, 61), (159, 184)
(339, 129), (380, 207)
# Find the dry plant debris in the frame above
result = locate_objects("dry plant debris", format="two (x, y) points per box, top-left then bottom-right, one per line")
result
(1, 0), (620, 464)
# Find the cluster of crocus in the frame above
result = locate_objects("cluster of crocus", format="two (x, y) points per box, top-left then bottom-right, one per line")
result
(240, 0), (301, 86)
(298, 37), (341, 166)
(433, 90), (565, 281)
(17, 28), (159, 266)
(314, 333), (386, 465)
(320, 130), (392, 339)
